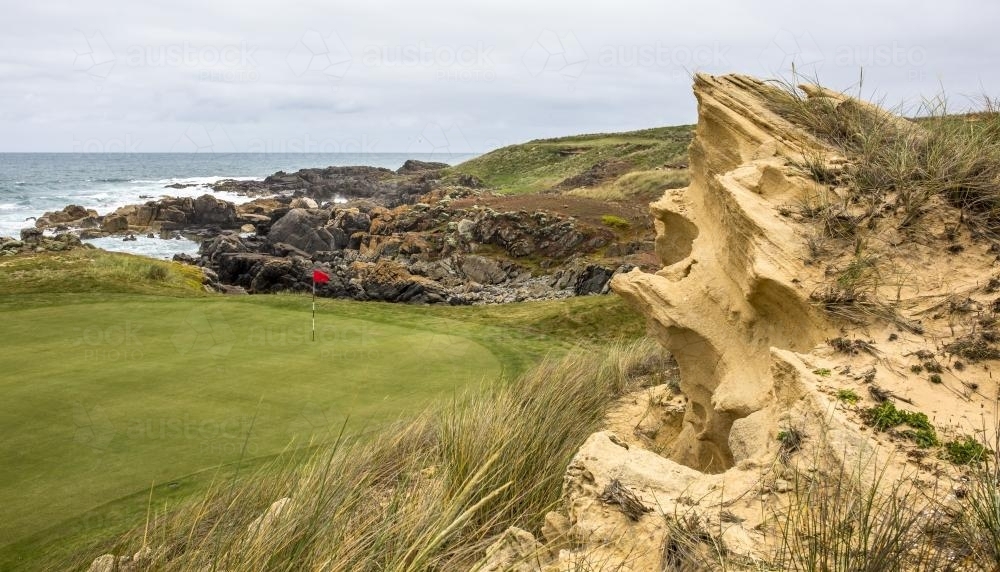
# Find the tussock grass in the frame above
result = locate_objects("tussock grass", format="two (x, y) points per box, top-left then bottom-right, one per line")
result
(764, 79), (1000, 236)
(94, 339), (661, 570)
(769, 463), (948, 571)
(0, 249), (205, 296)
(955, 428), (1000, 568)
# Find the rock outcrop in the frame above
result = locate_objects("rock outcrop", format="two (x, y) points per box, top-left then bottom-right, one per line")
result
(1, 229), (88, 255)
(184, 188), (638, 303)
(507, 73), (1000, 569)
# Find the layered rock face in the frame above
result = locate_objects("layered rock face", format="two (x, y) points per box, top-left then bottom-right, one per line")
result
(612, 74), (835, 473)
(492, 74), (1000, 570)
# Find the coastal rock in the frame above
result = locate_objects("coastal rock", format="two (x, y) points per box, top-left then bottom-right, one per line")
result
(215, 165), (433, 206)
(19, 228), (42, 243)
(192, 194), (237, 225)
(396, 159), (450, 174)
(456, 254), (508, 285)
(267, 208), (333, 254)
(34, 204), (97, 229)
(348, 260), (448, 303)
(100, 215), (129, 233)
(330, 208), (372, 236)
(290, 197), (319, 209)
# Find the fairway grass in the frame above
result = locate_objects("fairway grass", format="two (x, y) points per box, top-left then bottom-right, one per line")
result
(0, 251), (645, 570)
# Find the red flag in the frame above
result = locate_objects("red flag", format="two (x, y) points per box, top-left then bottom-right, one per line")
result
(313, 269), (330, 284)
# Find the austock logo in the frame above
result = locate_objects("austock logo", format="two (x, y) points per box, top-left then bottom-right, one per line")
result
(522, 30), (588, 83)
(286, 30), (352, 80)
(171, 307), (236, 359)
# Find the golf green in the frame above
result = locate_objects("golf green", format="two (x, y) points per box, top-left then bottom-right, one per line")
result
(0, 295), (506, 555)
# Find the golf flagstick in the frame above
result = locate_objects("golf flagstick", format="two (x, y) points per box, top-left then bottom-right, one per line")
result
(311, 269), (329, 342)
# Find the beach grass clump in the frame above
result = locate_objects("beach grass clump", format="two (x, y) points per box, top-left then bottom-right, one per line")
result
(769, 463), (949, 571)
(956, 429), (1000, 566)
(763, 80), (1000, 235)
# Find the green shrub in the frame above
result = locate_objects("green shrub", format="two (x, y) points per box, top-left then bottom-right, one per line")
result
(861, 401), (939, 447)
(600, 214), (631, 230)
(944, 435), (987, 465)
(836, 388), (860, 404)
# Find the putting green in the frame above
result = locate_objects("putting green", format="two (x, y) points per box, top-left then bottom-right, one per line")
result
(0, 295), (503, 554)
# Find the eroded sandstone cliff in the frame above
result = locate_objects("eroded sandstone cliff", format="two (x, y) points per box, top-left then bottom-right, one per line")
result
(480, 73), (1000, 570)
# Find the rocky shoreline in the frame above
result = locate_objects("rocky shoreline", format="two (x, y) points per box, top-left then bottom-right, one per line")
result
(15, 159), (655, 304)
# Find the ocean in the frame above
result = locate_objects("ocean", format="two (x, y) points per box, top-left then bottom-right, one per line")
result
(0, 153), (477, 259)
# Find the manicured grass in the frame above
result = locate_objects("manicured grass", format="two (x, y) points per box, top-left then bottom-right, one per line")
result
(450, 125), (693, 194)
(0, 251), (645, 570)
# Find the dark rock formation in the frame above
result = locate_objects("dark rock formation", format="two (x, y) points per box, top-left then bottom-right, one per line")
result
(267, 209), (333, 254)
(396, 159), (450, 174)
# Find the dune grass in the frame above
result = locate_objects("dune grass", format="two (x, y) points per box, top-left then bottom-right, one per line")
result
(78, 339), (662, 571)
(763, 80), (1000, 237)
(0, 248), (207, 297)
(450, 126), (692, 195)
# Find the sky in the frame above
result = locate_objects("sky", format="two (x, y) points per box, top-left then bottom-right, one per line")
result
(1, 0), (997, 153)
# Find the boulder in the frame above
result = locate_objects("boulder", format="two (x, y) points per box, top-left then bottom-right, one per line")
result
(331, 208), (372, 236)
(34, 204), (97, 228)
(19, 228), (42, 243)
(192, 194), (236, 225)
(574, 265), (616, 295)
(290, 197), (319, 209)
(199, 232), (251, 263)
(267, 208), (333, 254)
(474, 527), (543, 572)
(86, 554), (115, 572)
(101, 215), (128, 233)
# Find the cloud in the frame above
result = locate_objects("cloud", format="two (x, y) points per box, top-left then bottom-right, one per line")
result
(1, 0), (998, 151)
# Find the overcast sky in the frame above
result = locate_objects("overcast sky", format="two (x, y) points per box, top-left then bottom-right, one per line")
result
(1, 0), (997, 153)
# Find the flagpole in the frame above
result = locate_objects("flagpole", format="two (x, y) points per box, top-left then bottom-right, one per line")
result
(312, 278), (316, 342)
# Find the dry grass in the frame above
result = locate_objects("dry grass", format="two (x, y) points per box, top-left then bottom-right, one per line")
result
(567, 169), (690, 203)
(764, 79), (1000, 237)
(90, 339), (662, 571)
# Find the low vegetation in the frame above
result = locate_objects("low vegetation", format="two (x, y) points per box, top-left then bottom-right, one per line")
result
(600, 214), (631, 230)
(451, 126), (692, 194)
(78, 340), (661, 570)
(944, 435), (989, 465)
(861, 401), (938, 447)
(835, 388), (860, 404)
(0, 250), (647, 570)
(765, 80), (1000, 237)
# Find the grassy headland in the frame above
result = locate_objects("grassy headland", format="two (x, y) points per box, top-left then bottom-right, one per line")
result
(450, 125), (693, 195)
